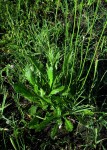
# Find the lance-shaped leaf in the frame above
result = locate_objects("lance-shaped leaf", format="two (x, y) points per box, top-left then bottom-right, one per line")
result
(30, 57), (46, 81)
(49, 86), (65, 96)
(47, 65), (53, 88)
(64, 118), (73, 132)
(54, 107), (61, 117)
(14, 83), (38, 103)
(24, 65), (35, 86)
(50, 124), (58, 139)
(29, 115), (55, 131)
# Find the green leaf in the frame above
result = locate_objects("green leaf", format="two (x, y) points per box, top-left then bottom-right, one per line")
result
(34, 84), (39, 94)
(54, 107), (61, 117)
(24, 65), (35, 86)
(83, 109), (94, 116)
(42, 97), (52, 104)
(40, 88), (45, 97)
(87, 0), (96, 6)
(64, 118), (73, 132)
(62, 88), (70, 96)
(28, 117), (39, 129)
(29, 116), (54, 131)
(50, 124), (58, 139)
(40, 99), (48, 110)
(29, 105), (37, 116)
(57, 119), (62, 129)
(49, 86), (65, 96)
(14, 83), (37, 102)
(30, 57), (46, 80)
(47, 65), (53, 88)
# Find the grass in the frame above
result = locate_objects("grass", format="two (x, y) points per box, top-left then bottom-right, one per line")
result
(1, 0), (107, 149)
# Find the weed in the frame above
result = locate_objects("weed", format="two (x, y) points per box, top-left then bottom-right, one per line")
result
(1, 0), (107, 149)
